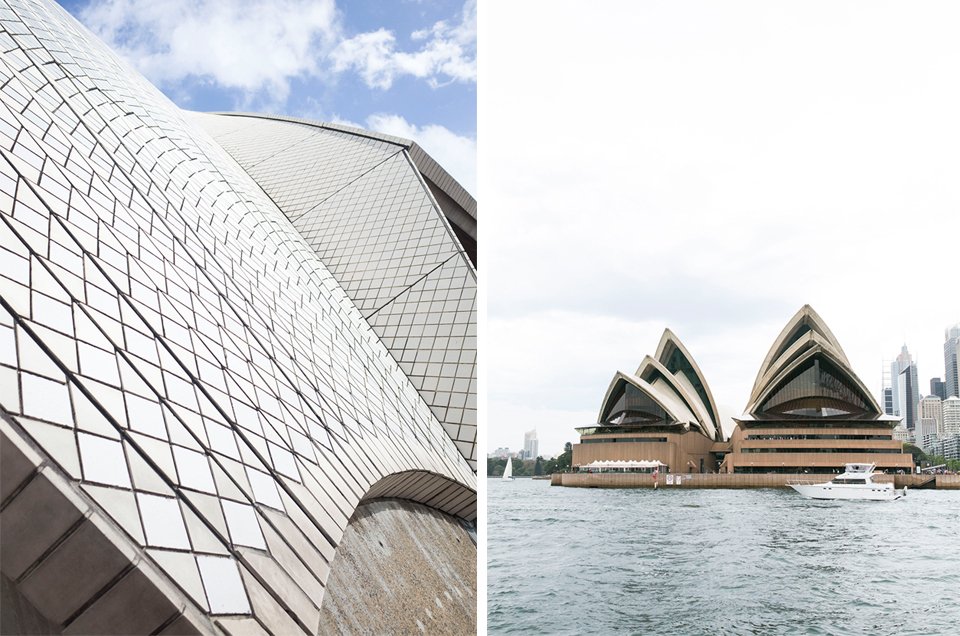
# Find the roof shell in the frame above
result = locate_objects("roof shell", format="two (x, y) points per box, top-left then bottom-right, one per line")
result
(745, 305), (885, 420)
(596, 330), (722, 441)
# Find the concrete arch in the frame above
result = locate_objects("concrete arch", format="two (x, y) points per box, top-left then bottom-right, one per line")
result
(360, 470), (477, 522)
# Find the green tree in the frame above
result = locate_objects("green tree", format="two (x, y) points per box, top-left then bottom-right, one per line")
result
(903, 443), (925, 465)
(924, 455), (960, 472)
(554, 442), (573, 472)
(534, 456), (543, 476)
(487, 457), (507, 477)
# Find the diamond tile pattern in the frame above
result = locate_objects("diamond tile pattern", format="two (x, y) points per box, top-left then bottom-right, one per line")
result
(193, 113), (401, 219)
(365, 255), (477, 463)
(195, 114), (478, 468)
(0, 0), (475, 633)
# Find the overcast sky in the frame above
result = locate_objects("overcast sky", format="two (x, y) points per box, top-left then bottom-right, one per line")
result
(59, 0), (476, 194)
(483, 1), (960, 458)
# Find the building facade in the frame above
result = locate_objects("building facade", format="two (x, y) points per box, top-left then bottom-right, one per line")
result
(0, 1), (476, 634)
(723, 306), (912, 474)
(882, 386), (895, 415)
(573, 329), (724, 474)
(918, 395), (944, 436)
(891, 345), (920, 430)
(881, 363), (895, 415)
(523, 429), (539, 459)
(943, 396), (960, 436)
(931, 434), (960, 461)
(930, 377), (947, 401)
(193, 113), (478, 470)
(945, 324), (960, 398)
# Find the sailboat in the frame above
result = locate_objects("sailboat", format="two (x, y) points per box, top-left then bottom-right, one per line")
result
(502, 458), (515, 481)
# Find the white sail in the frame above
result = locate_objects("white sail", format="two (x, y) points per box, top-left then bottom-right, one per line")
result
(502, 458), (514, 480)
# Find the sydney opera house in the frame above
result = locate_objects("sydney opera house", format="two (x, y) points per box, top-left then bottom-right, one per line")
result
(723, 306), (911, 473)
(0, 1), (476, 634)
(574, 329), (726, 473)
(574, 306), (912, 475)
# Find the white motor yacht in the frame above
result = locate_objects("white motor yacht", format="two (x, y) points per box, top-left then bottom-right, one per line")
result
(789, 463), (906, 501)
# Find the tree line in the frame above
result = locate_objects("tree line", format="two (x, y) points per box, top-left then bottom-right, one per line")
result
(487, 442), (573, 477)
(904, 443), (960, 472)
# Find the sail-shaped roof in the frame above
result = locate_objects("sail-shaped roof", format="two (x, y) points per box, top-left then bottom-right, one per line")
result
(597, 330), (722, 440)
(745, 306), (884, 419)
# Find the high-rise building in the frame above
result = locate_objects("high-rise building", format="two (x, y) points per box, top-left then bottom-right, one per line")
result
(943, 397), (960, 436)
(919, 395), (944, 436)
(881, 363), (895, 416)
(0, 1), (476, 634)
(523, 429), (539, 459)
(882, 387), (895, 415)
(945, 324), (960, 398)
(891, 345), (920, 430)
(931, 377), (947, 401)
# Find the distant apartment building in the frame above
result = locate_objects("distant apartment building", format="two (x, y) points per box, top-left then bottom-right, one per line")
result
(523, 429), (540, 459)
(919, 395), (944, 435)
(916, 434), (939, 453)
(491, 447), (511, 459)
(916, 417), (939, 451)
(931, 434), (960, 461)
(943, 435), (960, 461)
(943, 397), (960, 435)
(892, 426), (913, 443)
(946, 324), (960, 398)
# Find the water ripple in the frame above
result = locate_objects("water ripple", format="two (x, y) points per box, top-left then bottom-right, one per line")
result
(488, 480), (960, 635)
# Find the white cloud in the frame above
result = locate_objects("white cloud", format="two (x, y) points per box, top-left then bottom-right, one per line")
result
(78, 0), (477, 108)
(488, 311), (667, 456)
(484, 1), (960, 453)
(80, 0), (339, 109)
(283, 105), (476, 195)
(366, 113), (476, 195)
(331, 0), (476, 90)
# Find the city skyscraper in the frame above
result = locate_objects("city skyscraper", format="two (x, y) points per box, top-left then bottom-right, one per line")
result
(0, 1), (476, 634)
(931, 377), (947, 401)
(945, 324), (960, 398)
(891, 345), (920, 430)
(523, 429), (539, 459)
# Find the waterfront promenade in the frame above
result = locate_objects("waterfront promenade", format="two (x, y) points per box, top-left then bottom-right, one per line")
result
(551, 472), (960, 489)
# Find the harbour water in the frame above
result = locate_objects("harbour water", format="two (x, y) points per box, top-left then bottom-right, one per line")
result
(488, 478), (960, 635)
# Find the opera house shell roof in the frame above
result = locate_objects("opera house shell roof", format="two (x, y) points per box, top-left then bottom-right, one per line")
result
(0, 0), (475, 633)
(742, 305), (894, 423)
(594, 329), (723, 441)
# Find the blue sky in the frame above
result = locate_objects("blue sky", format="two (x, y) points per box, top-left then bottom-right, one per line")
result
(57, 0), (476, 193)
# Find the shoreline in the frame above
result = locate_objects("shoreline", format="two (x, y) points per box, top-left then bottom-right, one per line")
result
(549, 472), (960, 489)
